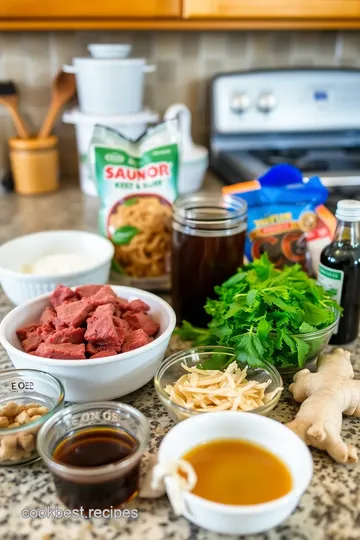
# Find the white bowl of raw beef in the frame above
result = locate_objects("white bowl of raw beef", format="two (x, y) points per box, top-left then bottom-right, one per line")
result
(0, 285), (176, 402)
(0, 230), (114, 305)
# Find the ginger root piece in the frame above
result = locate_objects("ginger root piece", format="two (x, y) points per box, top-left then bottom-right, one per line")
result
(286, 348), (360, 463)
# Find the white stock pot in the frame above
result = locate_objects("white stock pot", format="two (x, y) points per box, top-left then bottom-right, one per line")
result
(63, 57), (156, 116)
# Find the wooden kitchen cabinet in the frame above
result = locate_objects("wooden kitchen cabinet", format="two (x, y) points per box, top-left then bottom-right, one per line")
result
(183, 0), (360, 19)
(0, 0), (180, 20)
(1, 0), (360, 30)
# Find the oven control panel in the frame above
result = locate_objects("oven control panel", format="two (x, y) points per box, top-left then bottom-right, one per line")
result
(211, 69), (360, 134)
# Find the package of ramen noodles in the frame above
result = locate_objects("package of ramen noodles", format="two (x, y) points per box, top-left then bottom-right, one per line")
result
(90, 122), (180, 290)
(223, 164), (336, 277)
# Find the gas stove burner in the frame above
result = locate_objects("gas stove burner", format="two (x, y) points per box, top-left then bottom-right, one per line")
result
(250, 148), (360, 173)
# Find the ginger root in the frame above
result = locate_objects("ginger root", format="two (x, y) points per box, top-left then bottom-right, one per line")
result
(286, 348), (360, 464)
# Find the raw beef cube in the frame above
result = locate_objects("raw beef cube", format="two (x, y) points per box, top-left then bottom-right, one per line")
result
(27, 324), (54, 342)
(38, 324), (55, 341)
(39, 307), (56, 326)
(89, 285), (118, 309)
(35, 343), (86, 360)
(127, 299), (150, 313)
(114, 298), (129, 313)
(113, 317), (130, 345)
(16, 323), (39, 341)
(84, 304), (120, 350)
(75, 285), (103, 298)
(50, 284), (78, 308)
(56, 298), (92, 328)
(53, 318), (68, 330)
(122, 329), (152, 352)
(22, 334), (43, 353)
(86, 342), (106, 356)
(91, 303), (115, 318)
(90, 349), (117, 359)
(123, 311), (159, 337)
(46, 327), (85, 345)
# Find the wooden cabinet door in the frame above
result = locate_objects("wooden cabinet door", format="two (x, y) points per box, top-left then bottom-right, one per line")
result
(1, 0), (180, 18)
(183, 0), (360, 19)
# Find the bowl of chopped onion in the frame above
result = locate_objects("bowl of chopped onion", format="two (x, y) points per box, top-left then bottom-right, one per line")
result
(154, 346), (283, 422)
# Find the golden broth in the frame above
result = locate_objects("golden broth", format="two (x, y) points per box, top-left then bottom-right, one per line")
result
(182, 438), (292, 505)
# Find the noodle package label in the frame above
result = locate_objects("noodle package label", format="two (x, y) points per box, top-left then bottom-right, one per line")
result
(90, 123), (180, 290)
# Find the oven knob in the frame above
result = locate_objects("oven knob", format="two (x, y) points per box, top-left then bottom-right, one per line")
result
(230, 93), (251, 113)
(257, 92), (277, 113)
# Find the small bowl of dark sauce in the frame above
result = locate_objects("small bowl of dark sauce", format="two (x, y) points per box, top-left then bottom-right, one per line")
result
(37, 402), (149, 512)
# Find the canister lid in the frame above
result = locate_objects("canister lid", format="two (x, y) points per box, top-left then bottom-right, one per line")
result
(335, 199), (360, 222)
(9, 135), (58, 150)
(62, 107), (159, 126)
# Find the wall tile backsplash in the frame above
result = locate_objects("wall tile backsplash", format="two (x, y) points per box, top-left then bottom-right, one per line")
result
(0, 30), (360, 178)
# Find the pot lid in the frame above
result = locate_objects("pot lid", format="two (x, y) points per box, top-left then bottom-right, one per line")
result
(62, 107), (159, 126)
(88, 43), (132, 59)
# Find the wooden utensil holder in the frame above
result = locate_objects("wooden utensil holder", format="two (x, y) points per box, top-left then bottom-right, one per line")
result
(9, 136), (59, 195)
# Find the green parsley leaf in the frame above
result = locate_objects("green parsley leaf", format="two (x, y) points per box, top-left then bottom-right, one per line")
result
(177, 254), (341, 369)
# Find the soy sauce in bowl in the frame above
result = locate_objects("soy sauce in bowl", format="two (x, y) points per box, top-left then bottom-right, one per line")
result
(52, 426), (140, 511)
(37, 402), (150, 513)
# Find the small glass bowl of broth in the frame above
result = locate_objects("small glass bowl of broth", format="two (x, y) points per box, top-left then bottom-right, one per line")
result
(157, 410), (313, 535)
(154, 346), (283, 422)
(37, 402), (149, 512)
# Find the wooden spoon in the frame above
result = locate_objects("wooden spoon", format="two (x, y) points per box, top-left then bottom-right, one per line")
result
(38, 71), (76, 138)
(0, 90), (30, 138)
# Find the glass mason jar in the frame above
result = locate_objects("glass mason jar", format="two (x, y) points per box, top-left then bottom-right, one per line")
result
(37, 402), (150, 512)
(172, 193), (247, 327)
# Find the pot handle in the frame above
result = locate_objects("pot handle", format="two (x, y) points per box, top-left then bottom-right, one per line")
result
(63, 64), (77, 74)
(143, 65), (156, 73)
(164, 104), (193, 153)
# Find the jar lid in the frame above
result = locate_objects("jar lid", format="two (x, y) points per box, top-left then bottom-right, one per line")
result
(335, 199), (360, 222)
(8, 136), (58, 150)
(173, 193), (247, 235)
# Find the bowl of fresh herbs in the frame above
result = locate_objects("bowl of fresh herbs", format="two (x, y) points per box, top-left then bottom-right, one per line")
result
(176, 254), (340, 375)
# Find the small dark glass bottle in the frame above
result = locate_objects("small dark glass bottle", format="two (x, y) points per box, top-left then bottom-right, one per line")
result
(318, 199), (360, 345)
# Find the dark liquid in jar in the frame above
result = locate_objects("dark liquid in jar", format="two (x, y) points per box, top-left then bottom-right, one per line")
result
(52, 426), (139, 512)
(172, 229), (246, 327)
(320, 242), (360, 344)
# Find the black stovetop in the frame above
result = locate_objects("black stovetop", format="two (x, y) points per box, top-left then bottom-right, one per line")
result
(248, 147), (360, 173)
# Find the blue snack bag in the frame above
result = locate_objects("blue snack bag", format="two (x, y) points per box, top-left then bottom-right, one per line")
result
(222, 164), (336, 274)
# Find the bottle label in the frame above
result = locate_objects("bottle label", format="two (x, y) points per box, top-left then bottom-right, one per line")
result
(317, 263), (344, 334)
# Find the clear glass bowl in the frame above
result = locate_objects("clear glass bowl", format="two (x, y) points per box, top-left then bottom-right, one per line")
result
(0, 369), (65, 466)
(278, 311), (340, 377)
(37, 402), (150, 511)
(154, 346), (283, 423)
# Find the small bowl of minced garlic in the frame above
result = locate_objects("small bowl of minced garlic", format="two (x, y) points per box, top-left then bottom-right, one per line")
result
(0, 230), (114, 305)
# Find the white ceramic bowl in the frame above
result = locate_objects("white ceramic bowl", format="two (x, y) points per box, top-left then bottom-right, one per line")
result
(0, 230), (114, 305)
(0, 286), (176, 402)
(158, 411), (313, 535)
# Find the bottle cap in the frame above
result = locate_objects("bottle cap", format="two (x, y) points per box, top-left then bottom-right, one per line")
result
(335, 200), (360, 222)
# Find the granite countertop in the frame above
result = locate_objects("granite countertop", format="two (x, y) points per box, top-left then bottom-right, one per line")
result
(0, 176), (359, 540)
